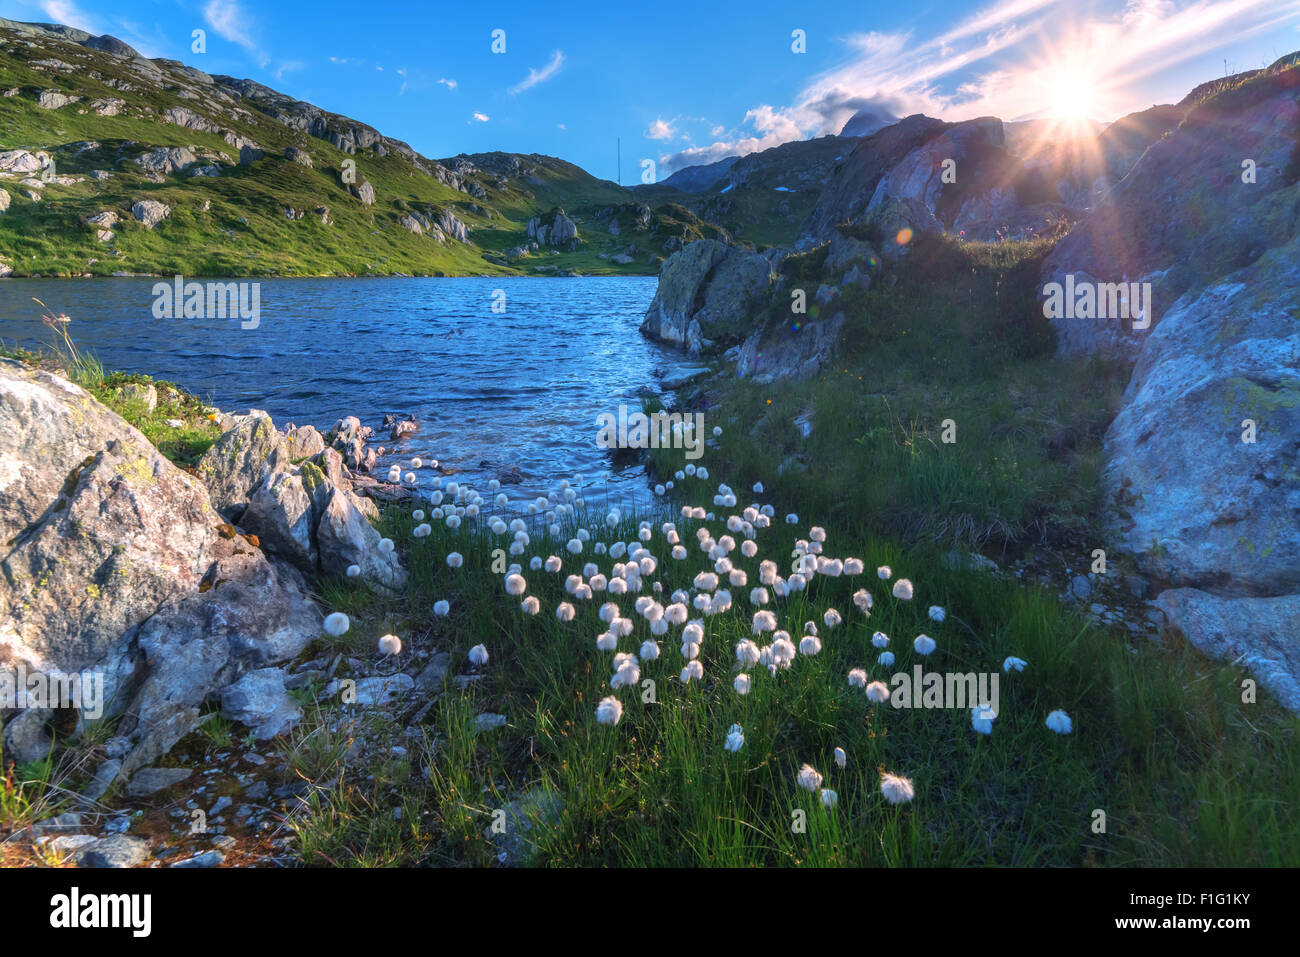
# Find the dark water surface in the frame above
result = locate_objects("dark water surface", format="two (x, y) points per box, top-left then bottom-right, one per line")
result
(0, 276), (673, 508)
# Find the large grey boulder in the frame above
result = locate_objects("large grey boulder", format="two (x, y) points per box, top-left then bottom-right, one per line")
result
(134, 146), (197, 175)
(0, 362), (320, 770)
(526, 209), (579, 248)
(316, 485), (406, 590)
(1102, 236), (1300, 710)
(130, 199), (170, 228)
(0, 149), (44, 175)
(349, 180), (376, 205)
(640, 240), (772, 354)
(36, 90), (79, 109)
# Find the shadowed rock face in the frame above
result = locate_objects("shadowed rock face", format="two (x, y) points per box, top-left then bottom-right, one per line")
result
(0, 360), (320, 769)
(639, 239), (773, 355)
(1071, 56), (1300, 710)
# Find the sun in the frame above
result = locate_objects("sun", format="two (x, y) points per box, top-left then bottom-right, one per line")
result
(1046, 65), (1100, 132)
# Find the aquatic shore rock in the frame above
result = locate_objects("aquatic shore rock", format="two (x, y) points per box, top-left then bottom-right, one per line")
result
(197, 410), (288, 521)
(640, 240), (773, 355)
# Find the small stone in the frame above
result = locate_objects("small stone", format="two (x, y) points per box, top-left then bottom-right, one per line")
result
(170, 850), (224, 868)
(77, 834), (151, 868)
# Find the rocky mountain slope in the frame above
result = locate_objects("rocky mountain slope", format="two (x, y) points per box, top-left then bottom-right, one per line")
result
(641, 51), (1300, 710)
(0, 18), (731, 278)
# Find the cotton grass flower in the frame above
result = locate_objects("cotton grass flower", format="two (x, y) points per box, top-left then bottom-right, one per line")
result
(595, 631), (618, 651)
(796, 764), (823, 792)
(852, 589), (874, 613)
(1003, 656), (1028, 673)
(847, 668), (868, 688)
(639, 639), (660, 661)
(433, 600), (450, 617)
(1045, 709), (1073, 734)
(555, 602), (576, 622)
(877, 565), (892, 580)
(322, 612), (350, 637)
(346, 565), (361, 578)
(928, 605), (946, 622)
(681, 660), (704, 684)
(505, 574), (527, 596)
(843, 558), (864, 575)
(823, 608), (842, 629)
(377, 634), (402, 656)
(872, 631), (890, 648)
(610, 653), (640, 689)
(446, 552), (463, 569)
(771, 636), (797, 669)
(865, 681), (890, 703)
(799, 634), (822, 656)
(724, 723), (744, 752)
(971, 703), (997, 735)
(880, 773), (915, 805)
(834, 746), (847, 769)
(892, 578), (914, 600)
(751, 610), (777, 635)
(595, 696), (623, 726)
(913, 634), (936, 655)
(412, 523), (432, 538)
(820, 789), (838, 809)
(878, 651), (895, 667)
(468, 644), (489, 666)
(520, 596), (540, 615)
(733, 673), (751, 695)
(378, 538), (395, 554)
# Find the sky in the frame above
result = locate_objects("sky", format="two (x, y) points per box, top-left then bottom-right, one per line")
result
(6, 0), (1300, 179)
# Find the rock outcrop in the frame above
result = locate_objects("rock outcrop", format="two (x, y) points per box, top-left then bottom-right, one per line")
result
(639, 239), (773, 354)
(0, 361), (320, 775)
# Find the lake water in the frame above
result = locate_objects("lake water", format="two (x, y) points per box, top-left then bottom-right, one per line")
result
(0, 277), (675, 509)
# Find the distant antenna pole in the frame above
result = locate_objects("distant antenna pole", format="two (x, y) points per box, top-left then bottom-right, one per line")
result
(617, 137), (621, 185)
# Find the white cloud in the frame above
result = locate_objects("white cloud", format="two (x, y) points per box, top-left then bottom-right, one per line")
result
(645, 117), (676, 140)
(40, 0), (102, 34)
(557, 123), (567, 130)
(439, 77), (458, 90)
(509, 50), (565, 95)
(203, 0), (258, 53)
(470, 111), (490, 123)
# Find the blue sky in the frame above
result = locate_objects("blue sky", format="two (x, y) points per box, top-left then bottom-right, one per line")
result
(8, 0), (1300, 178)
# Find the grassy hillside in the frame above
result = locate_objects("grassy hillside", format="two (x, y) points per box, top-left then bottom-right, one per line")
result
(0, 25), (734, 278)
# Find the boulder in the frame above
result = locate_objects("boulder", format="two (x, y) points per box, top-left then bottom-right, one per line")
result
(219, 668), (302, 739)
(0, 150), (44, 175)
(195, 410), (288, 521)
(133, 146), (197, 175)
(1102, 237), (1300, 597)
(284, 146), (313, 167)
(130, 199), (170, 229)
(0, 362), (320, 769)
(0, 189), (8, 214)
(36, 90), (79, 109)
(736, 312), (846, 384)
(640, 240), (772, 354)
(316, 485), (406, 590)
(349, 180), (376, 205)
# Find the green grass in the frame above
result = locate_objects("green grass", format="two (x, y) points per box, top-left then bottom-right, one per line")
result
(271, 478), (1299, 867)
